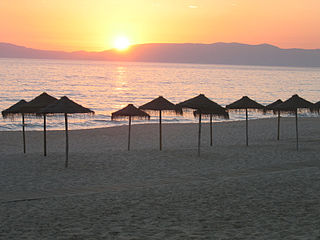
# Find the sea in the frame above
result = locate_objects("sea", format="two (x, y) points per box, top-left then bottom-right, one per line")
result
(1, 58), (319, 131)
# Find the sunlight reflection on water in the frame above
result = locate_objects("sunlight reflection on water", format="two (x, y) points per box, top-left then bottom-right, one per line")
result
(0, 58), (319, 130)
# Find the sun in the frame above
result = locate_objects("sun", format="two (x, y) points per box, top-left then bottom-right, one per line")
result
(113, 36), (131, 51)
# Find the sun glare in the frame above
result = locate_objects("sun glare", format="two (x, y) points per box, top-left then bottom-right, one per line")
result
(113, 36), (131, 51)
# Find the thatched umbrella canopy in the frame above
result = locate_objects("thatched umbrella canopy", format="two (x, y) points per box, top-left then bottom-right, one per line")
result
(139, 96), (180, 151)
(226, 96), (265, 146)
(178, 94), (229, 156)
(266, 99), (283, 140)
(274, 94), (314, 151)
(266, 99), (283, 111)
(312, 101), (320, 113)
(275, 94), (314, 112)
(20, 92), (57, 114)
(40, 96), (94, 168)
(2, 100), (28, 118)
(20, 92), (58, 156)
(111, 104), (150, 151)
(2, 100), (28, 153)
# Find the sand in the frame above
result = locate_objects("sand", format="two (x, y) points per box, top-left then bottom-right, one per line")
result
(0, 117), (320, 239)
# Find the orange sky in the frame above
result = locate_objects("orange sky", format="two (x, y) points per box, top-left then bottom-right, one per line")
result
(1, 0), (320, 51)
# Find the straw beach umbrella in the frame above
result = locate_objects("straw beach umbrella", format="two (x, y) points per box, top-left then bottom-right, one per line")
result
(226, 96), (265, 146)
(178, 94), (229, 156)
(274, 94), (314, 151)
(139, 96), (180, 151)
(266, 99), (283, 140)
(313, 101), (320, 112)
(193, 108), (228, 147)
(111, 104), (150, 151)
(20, 92), (57, 156)
(40, 96), (94, 168)
(2, 99), (28, 153)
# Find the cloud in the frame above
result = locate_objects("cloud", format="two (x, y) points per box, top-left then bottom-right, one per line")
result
(188, 5), (199, 9)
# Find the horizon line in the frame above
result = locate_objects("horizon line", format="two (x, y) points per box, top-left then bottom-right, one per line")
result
(2, 41), (320, 53)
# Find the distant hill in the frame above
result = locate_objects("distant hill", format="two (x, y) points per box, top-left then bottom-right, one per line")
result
(1, 42), (320, 67)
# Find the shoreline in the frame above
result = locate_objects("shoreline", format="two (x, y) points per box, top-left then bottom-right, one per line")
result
(1, 115), (319, 133)
(1, 117), (319, 155)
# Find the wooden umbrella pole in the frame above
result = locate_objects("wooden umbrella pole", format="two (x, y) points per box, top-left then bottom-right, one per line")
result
(277, 111), (281, 140)
(65, 113), (69, 168)
(245, 108), (248, 146)
(128, 116), (131, 151)
(159, 110), (162, 151)
(44, 114), (47, 156)
(198, 112), (202, 156)
(64, 113), (69, 168)
(210, 114), (213, 146)
(22, 113), (26, 154)
(295, 109), (299, 151)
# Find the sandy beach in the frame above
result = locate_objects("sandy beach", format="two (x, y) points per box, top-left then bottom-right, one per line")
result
(1, 117), (320, 239)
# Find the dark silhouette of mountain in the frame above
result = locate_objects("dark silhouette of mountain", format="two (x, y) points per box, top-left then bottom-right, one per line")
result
(1, 42), (320, 67)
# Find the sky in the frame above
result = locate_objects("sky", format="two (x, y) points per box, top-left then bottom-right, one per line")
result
(1, 0), (320, 52)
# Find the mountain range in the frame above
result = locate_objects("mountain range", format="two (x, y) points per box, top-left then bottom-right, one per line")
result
(1, 42), (320, 67)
